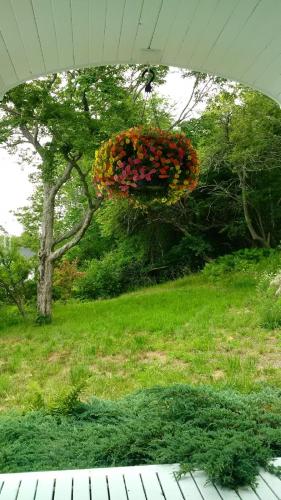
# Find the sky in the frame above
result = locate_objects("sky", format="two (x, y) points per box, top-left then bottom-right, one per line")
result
(0, 68), (195, 236)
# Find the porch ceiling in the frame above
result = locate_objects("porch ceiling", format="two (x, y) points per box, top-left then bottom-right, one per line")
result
(0, 0), (281, 103)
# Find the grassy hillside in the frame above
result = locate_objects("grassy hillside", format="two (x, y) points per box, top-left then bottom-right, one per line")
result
(0, 264), (280, 411)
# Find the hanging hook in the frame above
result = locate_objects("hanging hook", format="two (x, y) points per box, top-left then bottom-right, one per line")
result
(141, 68), (156, 93)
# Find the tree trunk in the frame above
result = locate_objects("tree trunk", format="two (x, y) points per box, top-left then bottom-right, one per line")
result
(238, 169), (271, 248)
(37, 183), (55, 323)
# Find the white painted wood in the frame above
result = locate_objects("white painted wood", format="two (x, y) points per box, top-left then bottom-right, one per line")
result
(192, 0), (239, 70)
(106, 472), (127, 500)
(252, 475), (280, 500)
(103, 0), (126, 63)
(236, 488), (259, 500)
(198, 0), (257, 74)
(31, 0), (59, 71)
(222, 0), (281, 79)
(191, 470), (222, 499)
(0, 0), (30, 80)
(215, 485), (240, 500)
(132, 0), (163, 55)
(139, 470), (166, 500)
(1, 0), (281, 104)
(123, 471), (146, 500)
(71, 0), (90, 67)
(34, 476), (54, 500)
(0, 31), (17, 88)
(177, 471), (205, 500)
(73, 473), (91, 500)
(157, 469), (185, 500)
(149, 0), (182, 51)
(10, 0), (45, 76)
(1, 464), (281, 499)
(175, 0), (220, 68)
(0, 478), (20, 500)
(89, 0), (107, 64)
(162, 0), (199, 64)
(117, 0), (143, 62)
(53, 475), (72, 500)
(17, 478), (37, 500)
(90, 472), (109, 500)
(259, 470), (281, 498)
(51, 0), (74, 69)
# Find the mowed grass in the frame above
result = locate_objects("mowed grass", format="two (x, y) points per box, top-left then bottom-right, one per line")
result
(0, 272), (280, 410)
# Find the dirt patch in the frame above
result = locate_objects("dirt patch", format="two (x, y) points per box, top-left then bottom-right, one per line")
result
(98, 354), (127, 363)
(47, 351), (70, 363)
(141, 351), (189, 370)
(212, 369), (225, 381)
(258, 353), (281, 370)
(141, 351), (168, 364)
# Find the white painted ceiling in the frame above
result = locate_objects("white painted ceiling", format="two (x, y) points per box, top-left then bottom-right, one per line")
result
(0, 0), (281, 103)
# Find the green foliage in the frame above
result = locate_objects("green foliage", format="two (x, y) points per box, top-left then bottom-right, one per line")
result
(0, 238), (34, 316)
(197, 88), (281, 249)
(260, 300), (281, 330)
(257, 271), (281, 329)
(0, 385), (280, 489)
(203, 248), (280, 280)
(53, 259), (84, 301)
(77, 245), (145, 300)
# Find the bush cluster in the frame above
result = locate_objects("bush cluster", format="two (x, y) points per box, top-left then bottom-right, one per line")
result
(0, 384), (280, 489)
(203, 248), (281, 280)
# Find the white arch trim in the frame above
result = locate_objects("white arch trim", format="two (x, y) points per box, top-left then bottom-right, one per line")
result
(0, 0), (281, 104)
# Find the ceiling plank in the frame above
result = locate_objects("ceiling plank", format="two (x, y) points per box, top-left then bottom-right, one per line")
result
(117, 0), (143, 62)
(175, 0), (220, 69)
(31, 0), (59, 72)
(89, 0), (107, 64)
(214, 0), (281, 81)
(150, 0), (182, 52)
(199, 0), (259, 78)
(103, 0), (126, 63)
(132, 0), (163, 58)
(71, 0), (90, 67)
(0, 0), (31, 80)
(0, 32), (17, 89)
(10, 0), (45, 77)
(189, 0), (239, 71)
(51, 0), (74, 70)
(161, 0), (199, 66)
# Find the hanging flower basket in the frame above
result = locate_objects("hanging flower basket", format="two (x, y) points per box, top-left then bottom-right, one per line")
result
(93, 127), (199, 205)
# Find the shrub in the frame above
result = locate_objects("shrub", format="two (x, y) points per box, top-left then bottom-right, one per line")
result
(53, 259), (85, 301)
(258, 270), (281, 329)
(203, 248), (280, 280)
(0, 385), (280, 489)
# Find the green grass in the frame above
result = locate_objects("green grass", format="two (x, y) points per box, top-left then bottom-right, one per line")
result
(0, 269), (280, 410)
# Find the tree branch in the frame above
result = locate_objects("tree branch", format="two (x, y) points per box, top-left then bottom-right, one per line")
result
(53, 217), (88, 247)
(50, 157), (102, 260)
(50, 200), (102, 261)
(49, 160), (76, 200)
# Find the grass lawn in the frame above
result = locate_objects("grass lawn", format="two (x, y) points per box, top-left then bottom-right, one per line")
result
(0, 270), (280, 410)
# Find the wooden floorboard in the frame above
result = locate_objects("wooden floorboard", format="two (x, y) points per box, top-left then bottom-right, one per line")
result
(0, 462), (280, 500)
